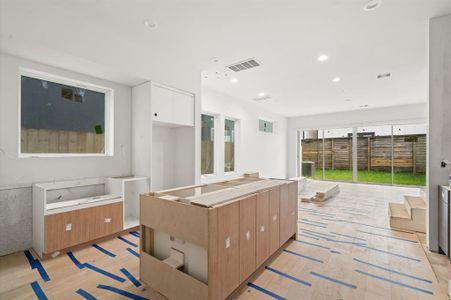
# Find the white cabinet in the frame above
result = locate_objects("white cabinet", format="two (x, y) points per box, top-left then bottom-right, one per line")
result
(152, 84), (194, 127)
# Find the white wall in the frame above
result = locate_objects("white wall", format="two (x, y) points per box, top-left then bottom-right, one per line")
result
(428, 14), (451, 252)
(286, 103), (427, 178)
(201, 88), (287, 182)
(0, 53), (132, 186)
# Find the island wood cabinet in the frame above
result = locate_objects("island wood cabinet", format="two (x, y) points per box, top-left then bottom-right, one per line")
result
(139, 176), (298, 300)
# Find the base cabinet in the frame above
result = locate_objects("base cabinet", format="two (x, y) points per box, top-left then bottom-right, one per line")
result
(44, 202), (123, 254)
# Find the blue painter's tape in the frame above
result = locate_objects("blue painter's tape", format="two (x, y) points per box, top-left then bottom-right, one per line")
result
(298, 221), (327, 228)
(310, 272), (357, 289)
(283, 249), (323, 263)
(322, 218), (414, 234)
(126, 248), (140, 258)
(353, 258), (432, 283)
(97, 284), (149, 300)
(302, 229), (335, 238)
(323, 238), (366, 246)
(118, 236), (138, 247)
(76, 288), (97, 300)
(92, 244), (117, 257)
(356, 245), (421, 262)
(31, 281), (48, 300)
(84, 263), (126, 282)
(299, 218), (328, 226)
(247, 282), (287, 300)
(120, 268), (142, 287)
(298, 233), (320, 240)
(357, 230), (417, 243)
(24, 250), (50, 282)
(355, 270), (433, 295)
(330, 231), (366, 242)
(294, 239), (330, 250)
(67, 252), (85, 269)
(129, 231), (140, 238)
(265, 266), (312, 286)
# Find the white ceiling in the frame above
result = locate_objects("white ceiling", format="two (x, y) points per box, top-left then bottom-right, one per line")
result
(1, 0), (450, 117)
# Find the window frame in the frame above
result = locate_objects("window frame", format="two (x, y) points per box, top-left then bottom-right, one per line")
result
(18, 68), (114, 158)
(224, 117), (237, 174)
(201, 112), (217, 177)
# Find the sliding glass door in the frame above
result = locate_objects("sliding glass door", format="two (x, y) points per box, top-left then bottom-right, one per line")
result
(323, 128), (353, 182)
(357, 125), (393, 185)
(298, 123), (426, 186)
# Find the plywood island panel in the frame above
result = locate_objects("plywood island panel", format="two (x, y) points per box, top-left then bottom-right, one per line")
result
(139, 175), (298, 300)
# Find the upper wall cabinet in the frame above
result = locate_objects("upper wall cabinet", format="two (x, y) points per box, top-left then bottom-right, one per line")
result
(152, 84), (194, 127)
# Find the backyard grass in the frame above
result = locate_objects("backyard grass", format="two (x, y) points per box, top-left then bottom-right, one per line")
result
(311, 169), (426, 186)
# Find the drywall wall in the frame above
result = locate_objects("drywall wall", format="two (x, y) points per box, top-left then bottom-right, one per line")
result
(286, 103), (427, 178)
(0, 53), (133, 255)
(428, 14), (451, 252)
(201, 88), (287, 182)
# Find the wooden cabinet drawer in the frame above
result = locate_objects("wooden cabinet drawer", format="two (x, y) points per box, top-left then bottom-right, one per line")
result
(44, 210), (85, 253)
(239, 195), (256, 281)
(256, 190), (270, 266)
(269, 187), (280, 254)
(44, 202), (123, 254)
(88, 202), (123, 240)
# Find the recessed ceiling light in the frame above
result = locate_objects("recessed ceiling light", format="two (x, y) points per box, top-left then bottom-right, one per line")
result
(143, 19), (158, 29)
(363, 0), (382, 11)
(258, 92), (265, 97)
(332, 77), (341, 83)
(317, 54), (329, 62)
(231, 78), (239, 84)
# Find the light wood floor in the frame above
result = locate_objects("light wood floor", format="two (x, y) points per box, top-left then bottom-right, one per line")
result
(0, 181), (449, 299)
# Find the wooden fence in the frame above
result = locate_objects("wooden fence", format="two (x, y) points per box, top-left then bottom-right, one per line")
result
(21, 128), (105, 154)
(301, 134), (426, 173)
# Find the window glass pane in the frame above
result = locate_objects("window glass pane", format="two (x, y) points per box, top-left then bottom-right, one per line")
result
(299, 130), (323, 179)
(393, 124), (427, 186)
(224, 119), (235, 172)
(201, 114), (214, 175)
(259, 119), (273, 133)
(357, 125), (393, 184)
(323, 128), (353, 181)
(21, 75), (106, 154)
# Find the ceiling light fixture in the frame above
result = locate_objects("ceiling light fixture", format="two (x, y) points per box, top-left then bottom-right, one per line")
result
(231, 78), (239, 84)
(258, 92), (265, 97)
(363, 0), (382, 11)
(317, 54), (329, 62)
(332, 77), (341, 83)
(143, 19), (158, 29)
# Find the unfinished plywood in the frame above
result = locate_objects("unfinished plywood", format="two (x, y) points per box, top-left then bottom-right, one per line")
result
(389, 194), (426, 233)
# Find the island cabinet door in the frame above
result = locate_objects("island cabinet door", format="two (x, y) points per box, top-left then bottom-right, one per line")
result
(279, 184), (291, 246)
(239, 194), (257, 281)
(269, 187), (280, 254)
(216, 201), (240, 299)
(256, 190), (270, 267)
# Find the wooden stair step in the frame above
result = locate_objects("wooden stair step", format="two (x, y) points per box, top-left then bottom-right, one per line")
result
(404, 195), (426, 210)
(388, 202), (410, 219)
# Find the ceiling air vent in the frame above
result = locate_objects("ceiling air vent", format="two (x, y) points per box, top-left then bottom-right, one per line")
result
(227, 58), (261, 72)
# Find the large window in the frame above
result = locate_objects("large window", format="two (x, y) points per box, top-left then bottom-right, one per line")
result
(298, 123), (427, 186)
(201, 114), (215, 175)
(224, 119), (235, 172)
(20, 69), (113, 157)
